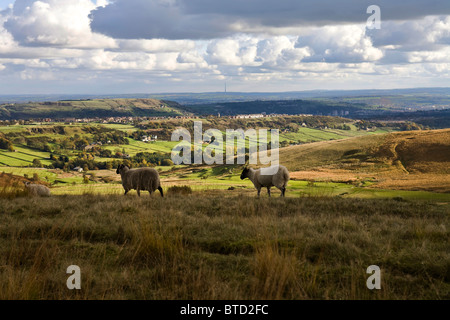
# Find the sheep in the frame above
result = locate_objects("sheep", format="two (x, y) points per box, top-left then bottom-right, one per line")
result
(116, 164), (163, 197)
(23, 181), (51, 197)
(240, 165), (290, 197)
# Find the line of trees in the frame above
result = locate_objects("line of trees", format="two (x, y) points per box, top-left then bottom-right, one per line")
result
(0, 137), (14, 151)
(47, 151), (173, 171)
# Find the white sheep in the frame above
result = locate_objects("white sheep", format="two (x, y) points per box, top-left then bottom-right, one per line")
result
(240, 165), (290, 197)
(24, 181), (51, 197)
(116, 164), (163, 197)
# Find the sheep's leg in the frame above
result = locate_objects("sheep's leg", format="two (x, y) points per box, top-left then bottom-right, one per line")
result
(158, 186), (164, 197)
(257, 188), (261, 197)
(267, 187), (271, 197)
(136, 188), (141, 197)
(124, 189), (129, 195)
(281, 187), (286, 197)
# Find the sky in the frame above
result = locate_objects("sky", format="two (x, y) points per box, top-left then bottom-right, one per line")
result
(0, 0), (450, 94)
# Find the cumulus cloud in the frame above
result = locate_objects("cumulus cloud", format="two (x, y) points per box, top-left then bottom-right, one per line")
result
(118, 39), (196, 53)
(299, 25), (384, 63)
(1, 0), (450, 93)
(406, 47), (450, 63)
(204, 28), (381, 72)
(367, 15), (450, 51)
(4, 0), (116, 48)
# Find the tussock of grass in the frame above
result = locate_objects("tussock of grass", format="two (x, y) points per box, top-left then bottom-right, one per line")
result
(0, 194), (448, 299)
(251, 241), (300, 299)
(0, 172), (28, 199)
(167, 185), (193, 195)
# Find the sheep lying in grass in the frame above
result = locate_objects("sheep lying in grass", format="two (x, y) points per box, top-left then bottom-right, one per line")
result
(116, 164), (164, 197)
(240, 165), (290, 197)
(24, 181), (51, 197)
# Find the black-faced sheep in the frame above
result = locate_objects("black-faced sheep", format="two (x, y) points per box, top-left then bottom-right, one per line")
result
(116, 164), (163, 197)
(24, 181), (51, 197)
(240, 165), (290, 197)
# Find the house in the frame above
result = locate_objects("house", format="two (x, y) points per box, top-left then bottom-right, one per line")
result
(142, 135), (158, 142)
(234, 114), (265, 119)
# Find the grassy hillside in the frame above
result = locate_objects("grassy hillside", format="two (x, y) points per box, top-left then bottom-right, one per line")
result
(0, 99), (188, 120)
(0, 194), (448, 300)
(0, 127), (449, 300)
(279, 129), (450, 193)
(279, 129), (450, 173)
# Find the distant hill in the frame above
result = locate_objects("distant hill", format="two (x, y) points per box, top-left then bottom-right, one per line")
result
(278, 129), (450, 192)
(182, 99), (367, 117)
(0, 99), (189, 120)
(280, 129), (450, 174)
(0, 97), (368, 120)
(367, 108), (450, 128)
(2, 87), (450, 105)
(181, 100), (450, 128)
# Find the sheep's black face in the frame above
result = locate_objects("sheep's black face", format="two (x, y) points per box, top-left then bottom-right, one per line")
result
(240, 168), (249, 180)
(116, 164), (123, 174)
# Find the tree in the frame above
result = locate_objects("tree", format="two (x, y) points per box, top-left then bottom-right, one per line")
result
(32, 159), (43, 168)
(61, 139), (75, 150)
(161, 159), (174, 166)
(100, 149), (112, 158)
(122, 159), (132, 168)
(288, 123), (299, 132)
(0, 137), (13, 150)
(75, 138), (89, 151)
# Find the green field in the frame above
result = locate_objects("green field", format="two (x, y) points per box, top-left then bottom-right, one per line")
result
(3, 163), (448, 203)
(103, 139), (179, 156)
(0, 145), (53, 167)
(1, 123), (448, 202)
(279, 127), (393, 143)
(0, 122), (381, 167)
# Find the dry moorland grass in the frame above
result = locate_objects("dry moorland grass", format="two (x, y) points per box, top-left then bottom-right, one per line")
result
(0, 193), (448, 300)
(282, 129), (450, 192)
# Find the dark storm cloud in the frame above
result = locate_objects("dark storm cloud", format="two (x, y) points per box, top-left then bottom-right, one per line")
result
(89, 0), (450, 40)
